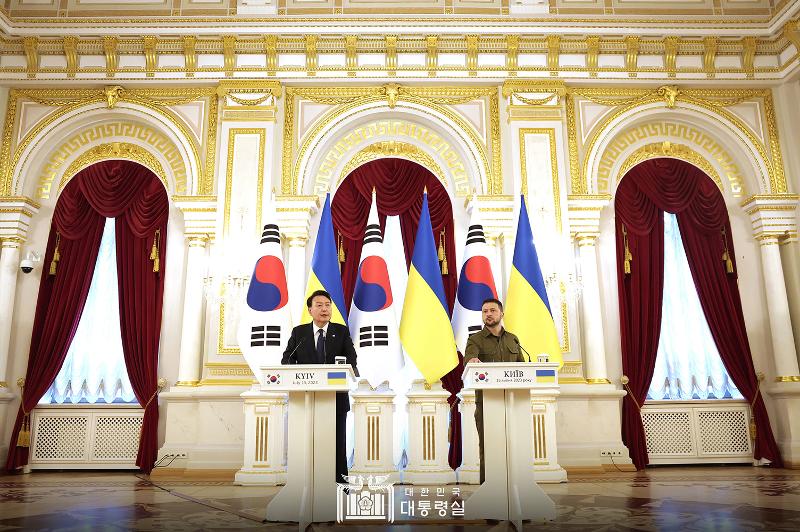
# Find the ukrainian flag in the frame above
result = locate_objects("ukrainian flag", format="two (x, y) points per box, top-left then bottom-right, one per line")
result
(504, 196), (562, 367)
(399, 192), (458, 384)
(327, 371), (347, 385)
(300, 194), (348, 326)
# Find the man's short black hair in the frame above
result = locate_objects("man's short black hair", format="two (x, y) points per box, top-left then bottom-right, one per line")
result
(307, 290), (332, 308)
(482, 298), (503, 312)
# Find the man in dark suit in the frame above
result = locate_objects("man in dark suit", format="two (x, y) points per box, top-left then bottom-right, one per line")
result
(281, 289), (358, 484)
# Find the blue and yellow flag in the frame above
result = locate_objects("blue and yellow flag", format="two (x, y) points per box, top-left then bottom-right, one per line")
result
(301, 194), (348, 326)
(399, 192), (458, 384)
(504, 196), (562, 367)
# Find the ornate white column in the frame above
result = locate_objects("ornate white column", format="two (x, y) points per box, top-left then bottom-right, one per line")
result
(0, 197), (39, 389)
(176, 234), (210, 385)
(568, 196), (611, 384)
(0, 239), (22, 388)
(742, 195), (800, 380)
(174, 197), (216, 387)
(744, 195), (800, 467)
(276, 196), (318, 324)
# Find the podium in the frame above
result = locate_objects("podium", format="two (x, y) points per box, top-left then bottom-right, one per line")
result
(260, 364), (357, 529)
(462, 362), (557, 529)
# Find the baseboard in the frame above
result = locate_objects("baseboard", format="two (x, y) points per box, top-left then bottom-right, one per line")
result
(149, 468), (237, 480)
(562, 466), (605, 474)
(563, 464), (637, 474)
(602, 463), (637, 472)
(782, 460), (800, 470)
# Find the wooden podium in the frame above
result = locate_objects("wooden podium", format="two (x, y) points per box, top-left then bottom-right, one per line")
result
(462, 362), (558, 529)
(260, 364), (356, 529)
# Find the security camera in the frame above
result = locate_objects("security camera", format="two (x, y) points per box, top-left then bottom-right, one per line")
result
(20, 259), (34, 274)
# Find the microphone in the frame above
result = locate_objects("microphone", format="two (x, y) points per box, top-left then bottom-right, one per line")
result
(515, 338), (532, 363)
(285, 337), (305, 365)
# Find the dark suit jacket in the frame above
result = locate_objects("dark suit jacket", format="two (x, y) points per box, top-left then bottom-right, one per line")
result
(281, 322), (358, 412)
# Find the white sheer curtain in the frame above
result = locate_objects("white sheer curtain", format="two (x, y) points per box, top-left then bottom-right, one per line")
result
(40, 217), (137, 404)
(648, 212), (742, 401)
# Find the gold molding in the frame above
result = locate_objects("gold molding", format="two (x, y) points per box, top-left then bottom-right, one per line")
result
(617, 142), (723, 192)
(0, 32), (795, 81)
(571, 87), (787, 196)
(338, 141), (446, 188)
(598, 124), (743, 196)
(217, 127), (266, 355)
(222, 128), (266, 237)
(37, 122), (187, 199)
(518, 128), (562, 233)
(60, 142), (167, 192)
(0, 87), (219, 197)
(282, 85), (501, 196)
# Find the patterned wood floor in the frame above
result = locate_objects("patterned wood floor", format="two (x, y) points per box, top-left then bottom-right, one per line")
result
(1, 466), (799, 530)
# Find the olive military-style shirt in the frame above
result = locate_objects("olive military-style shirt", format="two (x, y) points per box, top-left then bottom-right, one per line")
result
(464, 326), (525, 363)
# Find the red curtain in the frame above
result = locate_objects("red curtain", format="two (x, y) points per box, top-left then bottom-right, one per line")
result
(331, 158), (464, 469)
(6, 160), (168, 473)
(616, 158), (782, 469)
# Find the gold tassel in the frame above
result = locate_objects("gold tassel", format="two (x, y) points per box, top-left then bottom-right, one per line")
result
(622, 225), (632, 275)
(337, 232), (345, 264)
(721, 227), (734, 274)
(49, 233), (61, 276)
(438, 230), (448, 274)
(150, 229), (161, 273)
(16, 379), (30, 447)
(17, 413), (30, 447)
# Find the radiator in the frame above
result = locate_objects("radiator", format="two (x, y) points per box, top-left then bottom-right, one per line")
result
(642, 401), (753, 464)
(30, 406), (144, 469)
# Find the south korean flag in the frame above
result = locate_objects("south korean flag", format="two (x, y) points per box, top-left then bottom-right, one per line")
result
(237, 200), (292, 384)
(452, 198), (499, 353)
(348, 190), (404, 388)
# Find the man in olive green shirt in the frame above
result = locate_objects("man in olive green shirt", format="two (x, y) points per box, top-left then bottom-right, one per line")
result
(464, 298), (526, 483)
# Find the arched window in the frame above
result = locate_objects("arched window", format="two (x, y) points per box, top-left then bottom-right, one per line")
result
(40, 217), (136, 404)
(648, 212), (742, 400)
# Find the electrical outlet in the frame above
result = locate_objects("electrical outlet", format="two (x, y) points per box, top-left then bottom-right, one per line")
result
(165, 451), (187, 459)
(600, 450), (624, 457)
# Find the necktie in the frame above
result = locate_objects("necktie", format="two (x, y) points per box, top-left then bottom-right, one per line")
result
(316, 329), (325, 363)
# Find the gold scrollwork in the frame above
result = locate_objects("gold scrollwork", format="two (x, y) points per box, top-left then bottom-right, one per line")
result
(572, 87), (786, 195)
(313, 119), (469, 196)
(597, 122), (744, 197)
(338, 141), (446, 188)
(617, 142), (724, 192)
(283, 86), (500, 196)
(61, 142), (167, 191)
(2, 87), (218, 196)
(37, 122), (187, 200)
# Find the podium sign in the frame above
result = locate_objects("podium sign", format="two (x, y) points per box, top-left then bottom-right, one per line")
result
(261, 364), (356, 529)
(462, 361), (559, 390)
(462, 362), (557, 528)
(260, 364), (354, 392)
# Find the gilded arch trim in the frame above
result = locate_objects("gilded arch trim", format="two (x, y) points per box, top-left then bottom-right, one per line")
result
(617, 142), (724, 192)
(59, 142), (168, 194)
(337, 141), (448, 190)
(282, 86), (501, 196)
